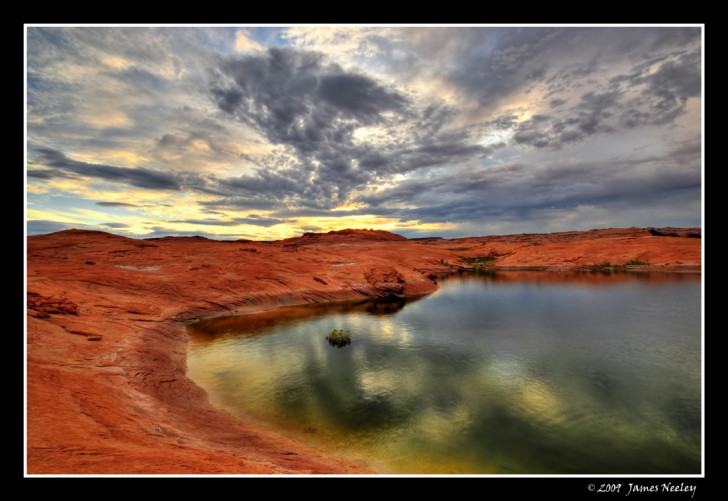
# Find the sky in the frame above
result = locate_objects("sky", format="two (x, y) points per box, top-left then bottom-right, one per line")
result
(26, 25), (702, 240)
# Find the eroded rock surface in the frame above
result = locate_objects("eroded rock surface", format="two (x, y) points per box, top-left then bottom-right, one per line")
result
(26, 227), (701, 473)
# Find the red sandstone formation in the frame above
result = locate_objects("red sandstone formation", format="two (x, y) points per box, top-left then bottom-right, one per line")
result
(26, 227), (701, 474)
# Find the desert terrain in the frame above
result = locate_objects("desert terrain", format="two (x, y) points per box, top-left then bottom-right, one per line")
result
(26, 227), (701, 474)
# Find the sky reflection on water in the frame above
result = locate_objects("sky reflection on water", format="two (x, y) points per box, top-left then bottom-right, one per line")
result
(187, 272), (701, 474)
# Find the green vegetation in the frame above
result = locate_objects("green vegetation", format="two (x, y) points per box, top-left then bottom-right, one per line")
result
(461, 254), (497, 269)
(587, 262), (614, 273)
(588, 260), (650, 273)
(325, 328), (351, 348)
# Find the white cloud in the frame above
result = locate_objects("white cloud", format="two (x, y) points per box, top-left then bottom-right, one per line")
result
(235, 29), (265, 53)
(27, 26), (702, 240)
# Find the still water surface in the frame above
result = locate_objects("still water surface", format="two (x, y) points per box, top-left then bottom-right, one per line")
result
(187, 272), (701, 474)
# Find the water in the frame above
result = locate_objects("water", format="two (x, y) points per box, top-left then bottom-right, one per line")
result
(187, 272), (701, 474)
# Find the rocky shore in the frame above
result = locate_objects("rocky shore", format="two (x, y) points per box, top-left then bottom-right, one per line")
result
(26, 227), (701, 474)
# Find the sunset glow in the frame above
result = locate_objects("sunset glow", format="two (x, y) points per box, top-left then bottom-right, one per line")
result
(26, 25), (702, 240)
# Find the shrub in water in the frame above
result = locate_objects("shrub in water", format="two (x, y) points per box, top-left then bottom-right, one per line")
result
(326, 328), (351, 348)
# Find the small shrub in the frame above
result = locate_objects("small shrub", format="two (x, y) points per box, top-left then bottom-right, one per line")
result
(588, 262), (615, 273)
(625, 259), (649, 266)
(325, 328), (351, 348)
(462, 254), (497, 268)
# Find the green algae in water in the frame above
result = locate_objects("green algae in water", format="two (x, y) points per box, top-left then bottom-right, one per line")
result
(187, 272), (701, 474)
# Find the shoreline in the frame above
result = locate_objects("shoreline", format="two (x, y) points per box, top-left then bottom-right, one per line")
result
(26, 227), (701, 474)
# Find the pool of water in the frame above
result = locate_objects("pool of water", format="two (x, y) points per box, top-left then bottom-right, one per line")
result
(187, 272), (702, 474)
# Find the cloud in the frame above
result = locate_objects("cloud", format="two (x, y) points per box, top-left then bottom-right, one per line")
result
(27, 27), (702, 239)
(318, 73), (407, 117)
(95, 201), (139, 207)
(401, 27), (565, 114)
(235, 29), (265, 53)
(510, 44), (701, 151)
(513, 90), (622, 149)
(169, 215), (285, 228)
(27, 219), (133, 236)
(282, 26), (390, 64)
(199, 197), (285, 212)
(168, 218), (241, 227)
(235, 215), (284, 227)
(211, 47), (409, 146)
(619, 49), (701, 127)
(26, 27), (243, 181)
(209, 47), (488, 210)
(372, 27), (701, 152)
(27, 168), (76, 180)
(35, 148), (182, 190)
(358, 139), (701, 229)
(27, 219), (76, 235)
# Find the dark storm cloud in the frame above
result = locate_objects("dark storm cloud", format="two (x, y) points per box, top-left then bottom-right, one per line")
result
(211, 48), (408, 138)
(513, 90), (622, 149)
(403, 27), (701, 152)
(359, 140), (701, 225)
(96, 201), (140, 207)
(209, 47), (488, 209)
(102, 222), (129, 228)
(27, 168), (76, 180)
(157, 133), (177, 147)
(35, 148), (182, 190)
(499, 28), (697, 101)
(31, 146), (321, 207)
(210, 47), (408, 165)
(217, 171), (301, 197)
(27, 169), (54, 180)
(444, 27), (564, 111)
(235, 215), (285, 227)
(168, 219), (241, 226)
(27, 27), (701, 237)
(318, 73), (407, 116)
(270, 207), (348, 218)
(511, 43), (700, 151)
(168, 215), (284, 227)
(619, 49), (701, 127)
(198, 197), (283, 211)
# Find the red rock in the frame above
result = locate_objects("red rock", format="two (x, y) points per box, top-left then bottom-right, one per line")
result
(26, 227), (700, 474)
(374, 282), (404, 294)
(27, 293), (79, 316)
